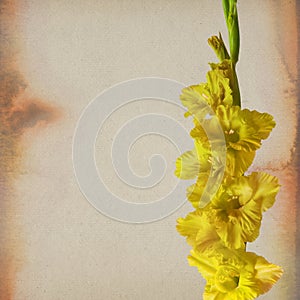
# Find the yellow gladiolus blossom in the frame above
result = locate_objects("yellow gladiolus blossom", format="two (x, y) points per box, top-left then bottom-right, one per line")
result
(175, 138), (225, 208)
(180, 62), (233, 118)
(216, 105), (276, 152)
(188, 248), (283, 300)
(176, 172), (280, 252)
(176, 208), (225, 253)
(210, 172), (280, 249)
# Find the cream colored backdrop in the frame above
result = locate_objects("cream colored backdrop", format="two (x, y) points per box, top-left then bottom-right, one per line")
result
(1, 1), (298, 299)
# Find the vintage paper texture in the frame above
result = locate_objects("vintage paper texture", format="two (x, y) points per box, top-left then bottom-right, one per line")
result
(0, 0), (298, 299)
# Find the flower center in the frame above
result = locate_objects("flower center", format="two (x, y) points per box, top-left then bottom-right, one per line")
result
(224, 128), (239, 143)
(215, 266), (240, 293)
(224, 194), (241, 210)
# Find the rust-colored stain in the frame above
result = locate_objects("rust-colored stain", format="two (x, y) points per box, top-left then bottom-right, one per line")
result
(0, 0), (60, 299)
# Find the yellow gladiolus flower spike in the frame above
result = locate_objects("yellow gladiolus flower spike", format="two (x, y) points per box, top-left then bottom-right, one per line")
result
(175, 3), (282, 298)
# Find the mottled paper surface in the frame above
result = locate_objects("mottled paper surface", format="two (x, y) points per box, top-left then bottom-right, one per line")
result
(0, 1), (298, 299)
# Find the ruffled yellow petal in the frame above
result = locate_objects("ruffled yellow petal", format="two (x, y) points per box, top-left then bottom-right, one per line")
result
(210, 172), (280, 248)
(238, 199), (262, 242)
(203, 289), (225, 300)
(217, 105), (276, 152)
(254, 255), (283, 294)
(188, 249), (218, 281)
(248, 172), (280, 211)
(191, 116), (227, 150)
(194, 138), (212, 169)
(226, 148), (255, 177)
(177, 209), (222, 252)
(174, 148), (200, 179)
(186, 175), (209, 208)
(215, 216), (250, 249)
(240, 109), (276, 140)
(180, 84), (211, 121)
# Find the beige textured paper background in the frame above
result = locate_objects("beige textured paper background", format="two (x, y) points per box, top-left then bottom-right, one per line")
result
(0, 1), (298, 299)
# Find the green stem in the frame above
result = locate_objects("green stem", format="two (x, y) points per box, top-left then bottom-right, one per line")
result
(222, 0), (240, 64)
(232, 63), (241, 106)
(222, 0), (241, 107)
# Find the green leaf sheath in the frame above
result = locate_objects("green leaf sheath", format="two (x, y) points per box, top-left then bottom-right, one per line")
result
(222, 0), (230, 21)
(232, 63), (241, 106)
(222, 0), (240, 64)
(222, 0), (241, 106)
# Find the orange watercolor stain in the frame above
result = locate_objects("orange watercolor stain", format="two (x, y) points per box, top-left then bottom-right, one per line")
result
(277, 167), (297, 234)
(0, 0), (61, 299)
(6, 93), (62, 134)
